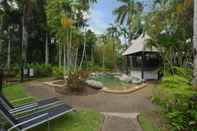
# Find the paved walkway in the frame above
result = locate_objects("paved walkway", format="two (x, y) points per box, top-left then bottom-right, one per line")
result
(101, 112), (143, 131)
(23, 79), (163, 131)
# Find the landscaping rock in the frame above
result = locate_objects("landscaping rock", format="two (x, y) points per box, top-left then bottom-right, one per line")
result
(86, 80), (104, 89)
(132, 77), (142, 84)
(115, 74), (132, 82)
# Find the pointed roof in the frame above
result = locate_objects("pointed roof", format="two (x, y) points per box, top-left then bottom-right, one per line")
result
(122, 34), (159, 56)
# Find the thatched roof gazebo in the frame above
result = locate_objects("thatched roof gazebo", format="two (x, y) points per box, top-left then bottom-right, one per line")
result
(123, 34), (161, 81)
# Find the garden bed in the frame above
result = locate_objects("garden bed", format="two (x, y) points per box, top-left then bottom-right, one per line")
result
(45, 72), (146, 94)
(45, 79), (99, 96)
(55, 86), (99, 96)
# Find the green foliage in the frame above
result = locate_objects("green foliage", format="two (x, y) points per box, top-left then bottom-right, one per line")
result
(95, 37), (123, 69)
(86, 62), (112, 72)
(153, 67), (197, 131)
(52, 66), (64, 78)
(146, 0), (193, 67)
(27, 64), (66, 78)
(28, 64), (53, 77)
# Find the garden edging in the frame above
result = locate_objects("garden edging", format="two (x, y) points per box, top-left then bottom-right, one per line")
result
(102, 83), (147, 94)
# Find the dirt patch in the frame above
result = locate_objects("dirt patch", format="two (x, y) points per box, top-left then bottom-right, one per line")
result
(54, 86), (100, 96)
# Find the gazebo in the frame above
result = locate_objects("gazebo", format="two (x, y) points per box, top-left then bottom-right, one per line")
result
(123, 34), (161, 81)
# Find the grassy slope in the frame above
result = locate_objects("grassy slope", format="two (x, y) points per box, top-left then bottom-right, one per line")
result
(3, 84), (102, 131)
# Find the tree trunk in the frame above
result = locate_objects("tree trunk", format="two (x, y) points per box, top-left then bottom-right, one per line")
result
(112, 39), (117, 70)
(69, 28), (72, 66)
(63, 42), (66, 75)
(7, 35), (11, 70)
(66, 30), (69, 70)
(74, 48), (78, 72)
(22, 9), (28, 66)
(80, 30), (86, 69)
(193, 0), (197, 89)
(58, 44), (62, 68)
(45, 33), (49, 65)
(102, 49), (105, 70)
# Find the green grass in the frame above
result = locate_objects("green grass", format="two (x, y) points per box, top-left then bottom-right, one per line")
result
(3, 84), (34, 106)
(29, 110), (102, 131)
(138, 113), (159, 131)
(3, 84), (27, 100)
(3, 84), (102, 131)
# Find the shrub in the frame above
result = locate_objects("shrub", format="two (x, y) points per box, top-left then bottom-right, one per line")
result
(153, 67), (197, 131)
(52, 66), (64, 78)
(28, 64), (52, 77)
(86, 62), (112, 72)
(67, 70), (90, 92)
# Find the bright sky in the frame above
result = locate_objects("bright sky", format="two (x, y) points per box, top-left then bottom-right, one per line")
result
(87, 0), (152, 34)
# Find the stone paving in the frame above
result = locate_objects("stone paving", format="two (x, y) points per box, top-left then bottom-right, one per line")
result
(101, 112), (143, 131)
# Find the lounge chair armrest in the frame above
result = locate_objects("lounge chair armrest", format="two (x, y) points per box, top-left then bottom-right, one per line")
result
(10, 103), (38, 113)
(10, 97), (34, 104)
(8, 113), (48, 131)
(11, 101), (63, 116)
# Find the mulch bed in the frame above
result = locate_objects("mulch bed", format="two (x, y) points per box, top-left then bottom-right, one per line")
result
(54, 86), (100, 96)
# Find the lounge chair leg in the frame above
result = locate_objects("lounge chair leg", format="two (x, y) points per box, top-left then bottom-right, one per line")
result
(48, 121), (50, 131)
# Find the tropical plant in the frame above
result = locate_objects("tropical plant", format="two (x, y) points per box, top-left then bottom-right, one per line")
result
(145, 0), (193, 73)
(106, 24), (120, 70)
(113, 0), (144, 45)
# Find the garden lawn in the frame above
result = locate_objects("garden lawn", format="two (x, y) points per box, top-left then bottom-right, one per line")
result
(3, 84), (34, 106)
(3, 84), (102, 131)
(138, 113), (159, 131)
(29, 110), (101, 131)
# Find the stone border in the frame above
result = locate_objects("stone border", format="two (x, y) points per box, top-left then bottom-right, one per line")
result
(44, 80), (66, 88)
(102, 83), (147, 94)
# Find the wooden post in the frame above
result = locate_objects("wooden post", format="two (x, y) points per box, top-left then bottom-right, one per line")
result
(126, 56), (129, 75)
(141, 53), (145, 81)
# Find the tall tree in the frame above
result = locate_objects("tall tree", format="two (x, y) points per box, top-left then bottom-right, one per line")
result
(193, 0), (197, 88)
(106, 24), (119, 70)
(113, 0), (143, 45)
(15, 0), (34, 67)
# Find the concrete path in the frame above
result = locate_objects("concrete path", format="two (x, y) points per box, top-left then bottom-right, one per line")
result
(101, 112), (143, 131)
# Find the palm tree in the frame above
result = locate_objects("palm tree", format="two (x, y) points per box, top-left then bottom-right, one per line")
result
(119, 26), (128, 45)
(193, 0), (197, 88)
(113, 0), (143, 45)
(79, 0), (97, 10)
(107, 24), (119, 70)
